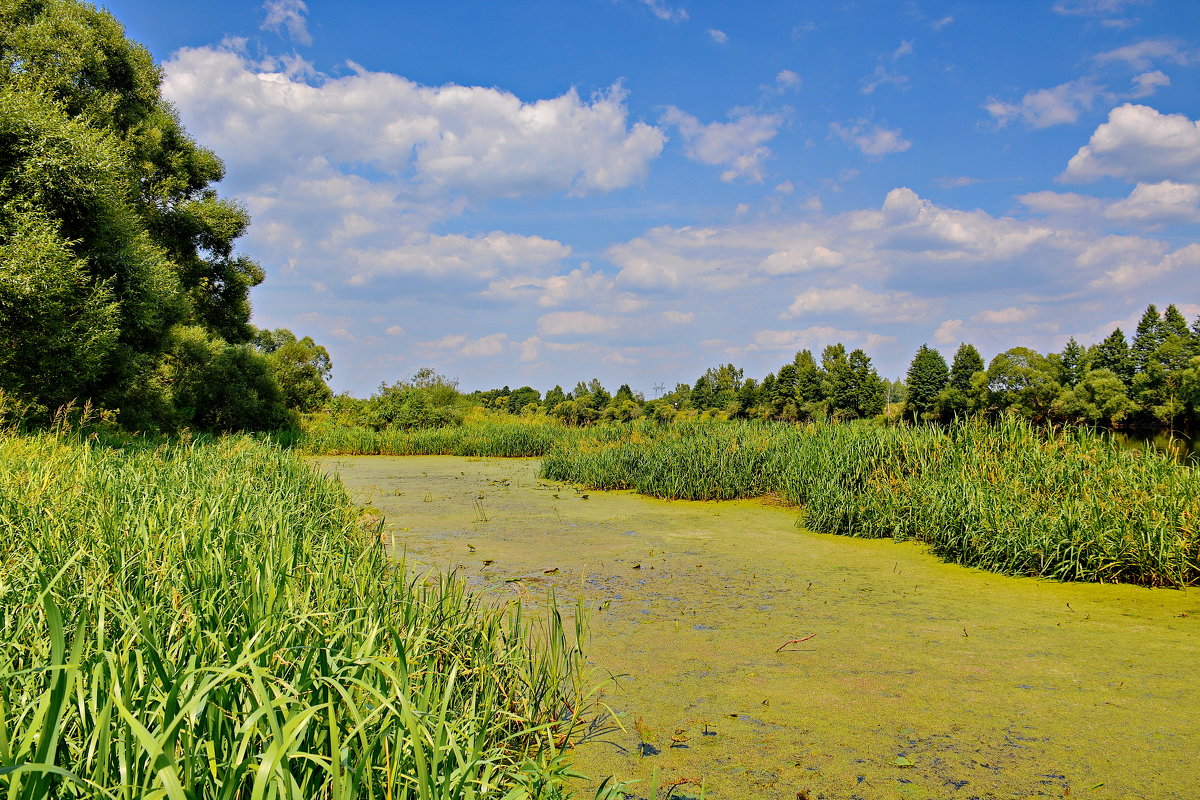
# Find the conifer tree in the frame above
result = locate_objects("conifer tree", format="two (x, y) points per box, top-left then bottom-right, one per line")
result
(904, 344), (949, 421)
(948, 343), (985, 392)
(1058, 337), (1085, 388)
(1091, 328), (1134, 385)
(1131, 304), (1164, 374)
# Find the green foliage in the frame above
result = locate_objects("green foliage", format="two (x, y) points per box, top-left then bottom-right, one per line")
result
(0, 429), (589, 798)
(0, 0), (310, 432)
(253, 327), (333, 412)
(903, 344), (948, 421)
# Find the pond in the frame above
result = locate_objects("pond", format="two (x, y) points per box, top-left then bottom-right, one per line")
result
(1108, 429), (1200, 465)
(317, 455), (1199, 800)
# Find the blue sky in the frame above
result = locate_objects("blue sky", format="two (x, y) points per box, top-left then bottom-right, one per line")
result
(103, 0), (1200, 395)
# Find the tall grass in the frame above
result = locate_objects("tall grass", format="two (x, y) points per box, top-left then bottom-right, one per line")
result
(283, 414), (587, 458)
(540, 418), (1200, 587)
(0, 430), (597, 799)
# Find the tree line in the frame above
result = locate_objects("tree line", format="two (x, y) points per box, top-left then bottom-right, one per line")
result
(451, 302), (1200, 431)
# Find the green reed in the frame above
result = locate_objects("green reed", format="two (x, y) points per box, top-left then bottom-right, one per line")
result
(0, 431), (594, 799)
(540, 418), (1200, 587)
(282, 415), (588, 459)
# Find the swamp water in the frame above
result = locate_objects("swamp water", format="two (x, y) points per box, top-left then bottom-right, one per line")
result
(315, 456), (1199, 800)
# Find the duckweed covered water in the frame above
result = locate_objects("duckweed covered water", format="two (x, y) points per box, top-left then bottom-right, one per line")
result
(317, 455), (1200, 800)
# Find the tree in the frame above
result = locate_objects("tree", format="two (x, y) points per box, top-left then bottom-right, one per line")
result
(948, 343), (985, 392)
(820, 344), (853, 418)
(1131, 304), (1164, 375)
(252, 328), (332, 412)
(847, 349), (885, 418)
(505, 386), (541, 415)
(543, 385), (567, 410)
(986, 347), (1060, 419)
(1057, 337), (1085, 388)
(793, 350), (823, 405)
(1090, 328), (1133, 386)
(904, 344), (949, 421)
(0, 0), (293, 429)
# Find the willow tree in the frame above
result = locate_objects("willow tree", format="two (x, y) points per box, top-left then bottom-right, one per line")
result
(0, 0), (288, 429)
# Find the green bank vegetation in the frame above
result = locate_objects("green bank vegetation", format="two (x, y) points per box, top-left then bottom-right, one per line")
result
(0, 419), (610, 799)
(291, 414), (1200, 588)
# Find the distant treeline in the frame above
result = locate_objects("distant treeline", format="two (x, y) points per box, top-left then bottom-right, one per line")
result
(329, 302), (1198, 432)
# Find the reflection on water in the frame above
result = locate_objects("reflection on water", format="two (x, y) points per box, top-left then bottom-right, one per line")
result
(1108, 429), (1200, 464)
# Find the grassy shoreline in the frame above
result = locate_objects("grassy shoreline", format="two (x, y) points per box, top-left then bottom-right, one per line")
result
(0, 430), (596, 799)
(289, 414), (1200, 587)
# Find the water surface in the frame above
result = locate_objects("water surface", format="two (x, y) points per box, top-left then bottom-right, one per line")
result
(316, 455), (1199, 800)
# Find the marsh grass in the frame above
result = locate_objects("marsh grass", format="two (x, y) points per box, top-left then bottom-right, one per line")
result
(0, 429), (598, 799)
(541, 418), (1200, 587)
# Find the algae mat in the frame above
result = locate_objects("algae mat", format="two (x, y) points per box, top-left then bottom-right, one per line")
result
(316, 455), (1199, 800)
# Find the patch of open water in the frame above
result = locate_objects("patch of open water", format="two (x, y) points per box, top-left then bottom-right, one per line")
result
(316, 455), (1199, 800)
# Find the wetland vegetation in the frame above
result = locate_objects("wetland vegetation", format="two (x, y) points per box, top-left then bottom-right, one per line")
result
(0, 424), (598, 799)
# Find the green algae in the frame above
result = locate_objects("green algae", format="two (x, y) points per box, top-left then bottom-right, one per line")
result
(316, 455), (1200, 800)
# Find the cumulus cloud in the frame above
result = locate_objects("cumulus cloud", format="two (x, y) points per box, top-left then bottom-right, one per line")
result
(164, 47), (665, 200)
(829, 120), (911, 157)
(708, 28), (728, 43)
(1062, 104), (1200, 183)
(261, 0), (312, 45)
(660, 107), (781, 182)
(1021, 180), (1200, 227)
(984, 78), (1105, 128)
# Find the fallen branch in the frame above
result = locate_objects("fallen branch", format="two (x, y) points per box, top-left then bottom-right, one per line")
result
(775, 633), (816, 652)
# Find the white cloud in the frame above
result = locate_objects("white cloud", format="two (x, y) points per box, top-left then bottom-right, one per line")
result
(1093, 38), (1191, 70)
(418, 332), (510, 358)
(984, 78), (1104, 128)
(1062, 104), (1200, 183)
(385, 324), (405, 336)
(1052, 0), (1144, 17)
(639, 0), (687, 22)
(261, 0), (312, 45)
(974, 306), (1036, 325)
(776, 69), (801, 88)
(661, 107), (781, 182)
(662, 105), (782, 181)
(1128, 70), (1170, 98)
(1021, 181), (1200, 227)
(344, 231), (570, 286)
(781, 284), (933, 323)
(163, 47), (665, 201)
(933, 319), (966, 345)
(708, 28), (728, 44)
(829, 120), (911, 157)
(931, 16), (954, 30)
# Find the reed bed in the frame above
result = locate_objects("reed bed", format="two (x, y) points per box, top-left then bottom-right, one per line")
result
(283, 417), (587, 458)
(0, 431), (596, 799)
(541, 418), (1200, 587)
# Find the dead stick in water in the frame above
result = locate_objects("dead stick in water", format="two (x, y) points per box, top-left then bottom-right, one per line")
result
(775, 633), (816, 651)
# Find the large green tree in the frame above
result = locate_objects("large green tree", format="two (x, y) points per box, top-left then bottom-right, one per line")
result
(903, 344), (948, 421)
(0, 0), (288, 429)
